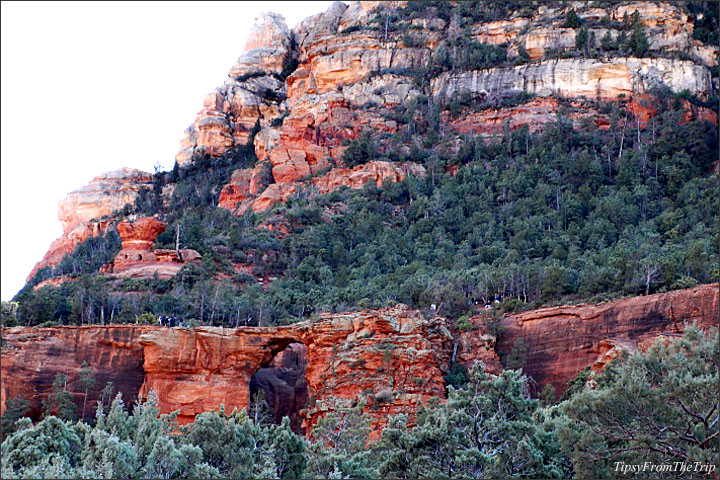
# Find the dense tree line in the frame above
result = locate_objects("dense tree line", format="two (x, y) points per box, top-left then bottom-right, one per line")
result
(2, 326), (717, 478)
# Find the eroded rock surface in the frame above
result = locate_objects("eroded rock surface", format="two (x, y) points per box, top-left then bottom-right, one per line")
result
(494, 283), (719, 399)
(1, 325), (152, 419)
(112, 217), (201, 279)
(3, 285), (717, 433)
(28, 169), (152, 282)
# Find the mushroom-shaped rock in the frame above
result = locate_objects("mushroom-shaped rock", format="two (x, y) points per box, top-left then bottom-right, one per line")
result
(117, 217), (166, 252)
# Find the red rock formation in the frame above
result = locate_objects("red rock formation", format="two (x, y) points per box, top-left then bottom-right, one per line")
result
(112, 217), (201, 279)
(138, 326), (301, 424)
(220, 160), (425, 215)
(28, 168), (153, 282)
(294, 305), (452, 439)
(218, 169), (254, 211)
(138, 304), (452, 437)
(627, 95), (718, 129)
(1, 325), (152, 419)
(446, 98), (611, 137)
(175, 13), (290, 165)
(455, 313), (503, 376)
(3, 286), (717, 434)
(116, 217), (166, 252)
(493, 283), (719, 399)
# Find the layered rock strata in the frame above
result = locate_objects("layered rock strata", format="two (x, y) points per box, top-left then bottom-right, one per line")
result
(2, 285), (717, 434)
(432, 57), (711, 102)
(494, 283), (719, 399)
(219, 160), (425, 214)
(28, 169), (153, 282)
(175, 12), (291, 165)
(112, 217), (201, 279)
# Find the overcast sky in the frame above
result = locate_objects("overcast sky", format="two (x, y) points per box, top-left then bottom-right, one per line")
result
(1, 1), (337, 300)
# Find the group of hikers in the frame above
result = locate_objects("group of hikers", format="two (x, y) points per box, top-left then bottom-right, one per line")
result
(484, 293), (504, 309)
(158, 315), (183, 327)
(429, 293), (505, 314)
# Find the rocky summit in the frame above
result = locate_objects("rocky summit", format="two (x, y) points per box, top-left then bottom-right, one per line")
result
(3, 2), (719, 478)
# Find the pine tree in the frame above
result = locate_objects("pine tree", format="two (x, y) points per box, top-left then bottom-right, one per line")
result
(575, 25), (589, 53)
(78, 361), (95, 420)
(563, 8), (580, 28)
(42, 372), (77, 422)
(628, 22), (649, 57)
(306, 403), (377, 479)
(558, 325), (720, 477)
(0, 394), (31, 440)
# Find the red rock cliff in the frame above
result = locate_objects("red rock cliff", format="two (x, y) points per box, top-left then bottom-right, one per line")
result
(3, 286), (717, 433)
(492, 283), (719, 398)
(1, 325), (152, 419)
(27, 168), (153, 283)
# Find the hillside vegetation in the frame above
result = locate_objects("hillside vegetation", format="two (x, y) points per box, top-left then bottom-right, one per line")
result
(7, 1), (718, 329)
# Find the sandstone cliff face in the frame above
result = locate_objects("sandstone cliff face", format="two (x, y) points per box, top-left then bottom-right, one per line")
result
(1, 305), (453, 437)
(138, 325), (300, 424)
(112, 217), (201, 279)
(3, 286), (718, 433)
(175, 13), (291, 165)
(219, 160), (425, 214)
(137, 304), (453, 437)
(432, 57), (711, 102)
(171, 0), (717, 218)
(493, 283), (719, 399)
(470, 2), (716, 67)
(1, 325), (152, 419)
(27, 221), (111, 284)
(293, 305), (452, 438)
(27, 169), (153, 282)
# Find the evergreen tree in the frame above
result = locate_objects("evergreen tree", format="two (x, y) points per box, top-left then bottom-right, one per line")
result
(342, 131), (376, 168)
(377, 364), (569, 478)
(563, 8), (580, 28)
(0, 395), (31, 440)
(1, 416), (84, 476)
(628, 22), (649, 57)
(78, 361), (96, 420)
(305, 404), (377, 479)
(575, 25), (589, 53)
(42, 373), (77, 422)
(600, 30), (615, 51)
(557, 325), (719, 478)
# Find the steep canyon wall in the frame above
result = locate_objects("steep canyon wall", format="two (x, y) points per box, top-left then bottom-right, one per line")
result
(3, 285), (717, 434)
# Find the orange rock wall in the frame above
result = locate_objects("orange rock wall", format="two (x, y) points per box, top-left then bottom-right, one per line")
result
(1, 325), (152, 419)
(3, 286), (718, 433)
(494, 283), (719, 399)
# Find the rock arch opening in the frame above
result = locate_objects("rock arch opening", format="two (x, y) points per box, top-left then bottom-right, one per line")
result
(249, 342), (308, 434)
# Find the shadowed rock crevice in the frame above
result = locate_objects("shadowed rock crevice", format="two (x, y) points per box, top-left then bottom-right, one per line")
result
(250, 342), (308, 434)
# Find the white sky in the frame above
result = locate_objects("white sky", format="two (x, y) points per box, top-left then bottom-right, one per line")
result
(1, 1), (338, 300)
